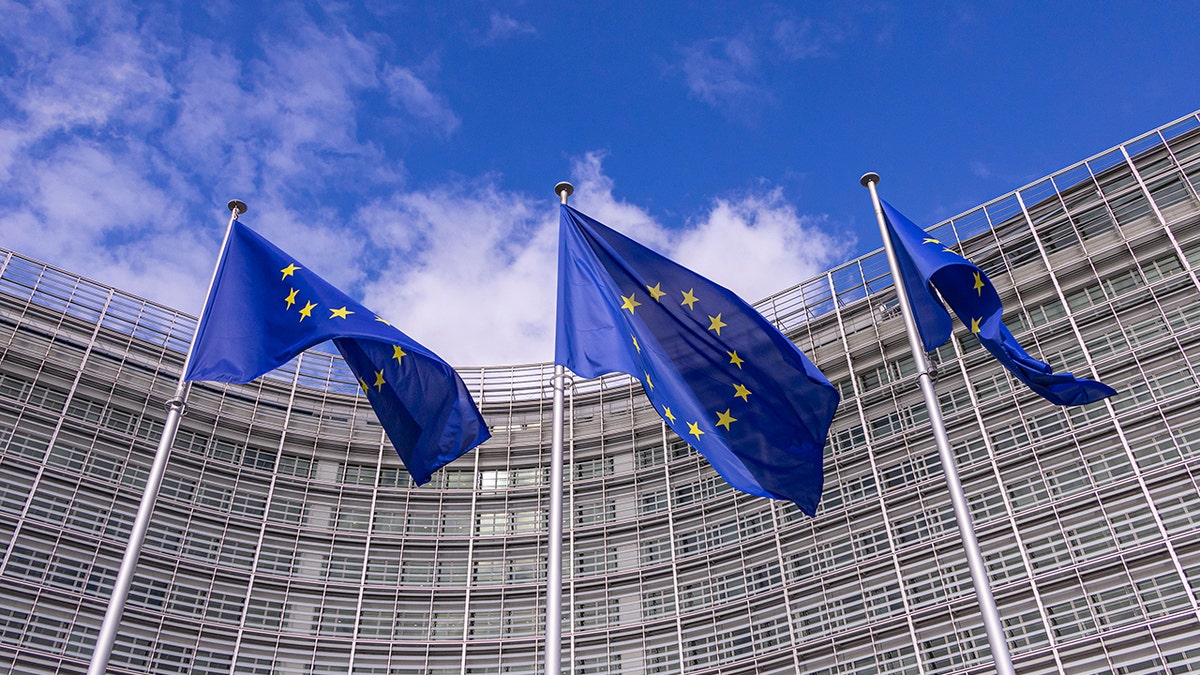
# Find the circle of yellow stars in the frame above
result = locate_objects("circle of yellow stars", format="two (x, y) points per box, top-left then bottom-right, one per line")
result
(617, 280), (756, 446)
(276, 261), (411, 398)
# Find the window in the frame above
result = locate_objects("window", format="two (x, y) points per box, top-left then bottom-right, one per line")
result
(574, 456), (614, 480)
(279, 453), (314, 479)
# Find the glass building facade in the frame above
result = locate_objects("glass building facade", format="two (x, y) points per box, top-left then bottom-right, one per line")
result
(3, 112), (1200, 674)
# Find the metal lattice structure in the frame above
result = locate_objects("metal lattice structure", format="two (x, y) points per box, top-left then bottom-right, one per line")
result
(3, 111), (1200, 673)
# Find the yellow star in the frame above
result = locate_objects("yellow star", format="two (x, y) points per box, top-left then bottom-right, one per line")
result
(330, 306), (354, 319)
(681, 288), (699, 310)
(664, 407), (676, 424)
(647, 282), (666, 302)
(644, 373), (654, 390)
(728, 350), (744, 369)
(707, 313), (726, 336)
(971, 317), (981, 334)
(632, 336), (641, 353)
(281, 263), (301, 279)
(715, 409), (737, 431)
(733, 383), (752, 402)
(923, 237), (940, 246)
(375, 316), (392, 326)
(620, 292), (641, 314)
(373, 370), (386, 391)
(298, 301), (317, 321)
(973, 271), (985, 296)
(687, 421), (704, 440)
(284, 288), (299, 309)
(358, 377), (368, 394)
(392, 345), (406, 364)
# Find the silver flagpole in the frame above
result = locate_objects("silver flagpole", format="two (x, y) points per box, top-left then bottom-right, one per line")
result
(544, 181), (573, 674)
(860, 174), (1015, 675)
(88, 199), (247, 675)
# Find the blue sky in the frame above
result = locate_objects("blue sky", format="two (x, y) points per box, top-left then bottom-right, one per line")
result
(2, 1), (1198, 366)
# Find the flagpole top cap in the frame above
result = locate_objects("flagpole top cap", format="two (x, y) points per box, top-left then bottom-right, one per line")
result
(859, 172), (880, 187)
(227, 199), (249, 215)
(554, 182), (574, 201)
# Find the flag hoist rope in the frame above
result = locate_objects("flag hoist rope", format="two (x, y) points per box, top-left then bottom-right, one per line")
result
(861, 173), (1015, 675)
(87, 200), (247, 675)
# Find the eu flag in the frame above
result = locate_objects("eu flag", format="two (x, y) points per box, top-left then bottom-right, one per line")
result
(184, 220), (490, 484)
(556, 205), (840, 516)
(881, 199), (1116, 406)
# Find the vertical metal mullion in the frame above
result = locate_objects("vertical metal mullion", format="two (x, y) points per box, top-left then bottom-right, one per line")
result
(827, 270), (927, 674)
(348, 378), (384, 673)
(0, 281), (115, 579)
(948, 326), (1065, 672)
(1119, 145), (1200, 295)
(1016, 188), (1200, 625)
(227, 357), (303, 670)
(459, 372), (486, 673)
(657, 414), (687, 671)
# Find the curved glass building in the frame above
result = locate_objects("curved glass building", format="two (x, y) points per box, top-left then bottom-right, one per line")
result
(3, 111), (1200, 674)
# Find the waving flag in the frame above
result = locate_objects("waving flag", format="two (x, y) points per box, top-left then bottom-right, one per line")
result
(881, 199), (1115, 406)
(556, 204), (839, 516)
(184, 219), (490, 484)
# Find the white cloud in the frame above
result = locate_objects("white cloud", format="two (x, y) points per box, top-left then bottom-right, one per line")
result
(672, 191), (845, 303)
(238, 17), (387, 189)
(354, 179), (553, 366)
(568, 152), (667, 249)
(4, 140), (212, 313)
(347, 154), (849, 366)
(162, 38), (247, 172)
(571, 154), (849, 307)
(0, 126), (25, 182)
(0, 0), (172, 141)
(0, 4), (851, 369)
(0, 1), (460, 318)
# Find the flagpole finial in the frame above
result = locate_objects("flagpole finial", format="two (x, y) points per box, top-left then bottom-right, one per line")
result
(227, 199), (249, 217)
(860, 172), (880, 188)
(555, 182), (574, 204)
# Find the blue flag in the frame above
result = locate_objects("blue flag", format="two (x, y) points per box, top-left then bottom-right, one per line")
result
(184, 220), (490, 484)
(556, 205), (840, 516)
(881, 199), (1116, 406)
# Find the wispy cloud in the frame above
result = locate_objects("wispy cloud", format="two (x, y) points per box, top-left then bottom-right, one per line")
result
(771, 17), (845, 60)
(673, 10), (862, 119)
(0, 2), (849, 367)
(677, 32), (769, 117)
(0, 1), (457, 313)
(483, 11), (537, 43)
(383, 66), (461, 135)
(969, 160), (993, 179)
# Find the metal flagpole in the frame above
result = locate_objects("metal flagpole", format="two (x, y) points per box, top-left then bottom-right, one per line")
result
(860, 173), (1015, 675)
(87, 199), (248, 675)
(544, 181), (573, 674)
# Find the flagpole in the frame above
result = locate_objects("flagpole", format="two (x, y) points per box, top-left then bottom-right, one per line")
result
(87, 199), (247, 675)
(860, 174), (1015, 675)
(545, 181), (573, 674)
